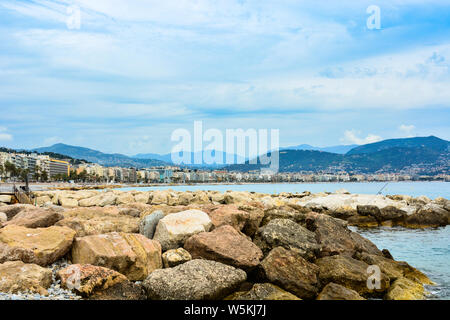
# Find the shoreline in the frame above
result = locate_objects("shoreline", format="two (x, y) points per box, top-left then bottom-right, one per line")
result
(1, 180), (448, 192)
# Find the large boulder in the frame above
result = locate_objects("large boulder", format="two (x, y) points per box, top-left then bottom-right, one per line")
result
(357, 205), (407, 222)
(71, 232), (162, 281)
(385, 277), (427, 300)
(0, 195), (12, 204)
(162, 248), (192, 268)
(0, 225), (76, 266)
(57, 264), (145, 300)
(153, 209), (213, 251)
(254, 219), (319, 260)
(143, 259), (247, 300)
(357, 252), (433, 285)
(0, 260), (52, 295)
(261, 206), (309, 226)
(315, 255), (390, 296)
(208, 205), (250, 232)
(151, 191), (169, 205)
(139, 210), (165, 239)
(228, 283), (301, 300)
(184, 225), (263, 270)
(55, 207), (139, 237)
(0, 204), (36, 220)
(403, 203), (449, 228)
(316, 282), (365, 300)
(306, 212), (382, 257)
(258, 247), (319, 299)
(116, 193), (136, 205)
(2, 207), (63, 228)
(78, 193), (117, 207)
(59, 197), (79, 208)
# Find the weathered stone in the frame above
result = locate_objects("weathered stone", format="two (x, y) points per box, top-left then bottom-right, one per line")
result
(78, 194), (117, 207)
(59, 197), (79, 208)
(208, 205), (250, 232)
(139, 210), (164, 239)
(228, 283), (301, 300)
(134, 192), (150, 204)
(0, 195), (12, 204)
(153, 209), (213, 251)
(55, 207), (139, 237)
(116, 193), (136, 205)
(71, 232), (162, 281)
(143, 259), (247, 300)
(58, 264), (128, 297)
(254, 219), (319, 260)
(261, 206), (308, 226)
(0, 225), (76, 266)
(0, 260), (52, 295)
(403, 203), (449, 228)
(0, 212), (6, 223)
(162, 248), (192, 268)
(259, 247), (319, 299)
(385, 278), (426, 300)
(2, 207), (63, 228)
(356, 205), (406, 223)
(316, 282), (365, 300)
(151, 191), (169, 205)
(0, 204), (36, 220)
(347, 215), (379, 228)
(357, 252), (433, 285)
(89, 280), (146, 300)
(236, 204), (265, 236)
(184, 225), (263, 270)
(36, 196), (52, 206)
(315, 255), (390, 296)
(306, 212), (382, 257)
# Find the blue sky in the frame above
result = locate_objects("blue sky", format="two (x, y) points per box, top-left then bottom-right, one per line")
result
(0, 0), (449, 155)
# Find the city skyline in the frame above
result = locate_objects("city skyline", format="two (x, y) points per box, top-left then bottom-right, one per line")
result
(0, 1), (449, 155)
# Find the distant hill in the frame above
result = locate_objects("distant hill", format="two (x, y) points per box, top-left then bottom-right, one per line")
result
(32, 144), (168, 168)
(0, 146), (89, 165)
(346, 136), (449, 155)
(225, 136), (450, 174)
(134, 150), (246, 167)
(283, 144), (358, 154)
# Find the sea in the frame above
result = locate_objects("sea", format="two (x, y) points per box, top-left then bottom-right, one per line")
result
(118, 181), (449, 300)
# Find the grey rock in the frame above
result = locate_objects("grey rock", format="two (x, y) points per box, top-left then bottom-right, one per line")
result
(254, 218), (319, 260)
(139, 210), (164, 239)
(143, 259), (247, 300)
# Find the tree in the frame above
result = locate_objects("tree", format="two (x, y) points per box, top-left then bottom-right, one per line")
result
(41, 170), (48, 182)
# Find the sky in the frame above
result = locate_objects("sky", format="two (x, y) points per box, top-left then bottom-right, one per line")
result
(0, 0), (449, 156)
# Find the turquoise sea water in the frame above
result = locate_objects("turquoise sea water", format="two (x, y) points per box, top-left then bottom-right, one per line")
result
(353, 226), (450, 300)
(118, 181), (450, 199)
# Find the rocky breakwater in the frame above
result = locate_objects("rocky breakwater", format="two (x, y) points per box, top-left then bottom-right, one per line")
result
(0, 188), (444, 300)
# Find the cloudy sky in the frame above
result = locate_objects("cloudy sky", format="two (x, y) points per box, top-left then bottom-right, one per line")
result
(0, 0), (449, 156)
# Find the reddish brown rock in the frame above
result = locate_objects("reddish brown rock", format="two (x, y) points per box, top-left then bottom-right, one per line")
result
(184, 225), (263, 270)
(0, 225), (76, 266)
(208, 205), (250, 232)
(71, 232), (162, 280)
(258, 247), (320, 299)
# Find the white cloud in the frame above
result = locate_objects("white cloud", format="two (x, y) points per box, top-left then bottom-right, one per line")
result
(0, 127), (13, 141)
(399, 124), (416, 137)
(340, 130), (382, 145)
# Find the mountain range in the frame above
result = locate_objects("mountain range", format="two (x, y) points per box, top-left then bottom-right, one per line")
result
(30, 136), (449, 174)
(225, 136), (450, 174)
